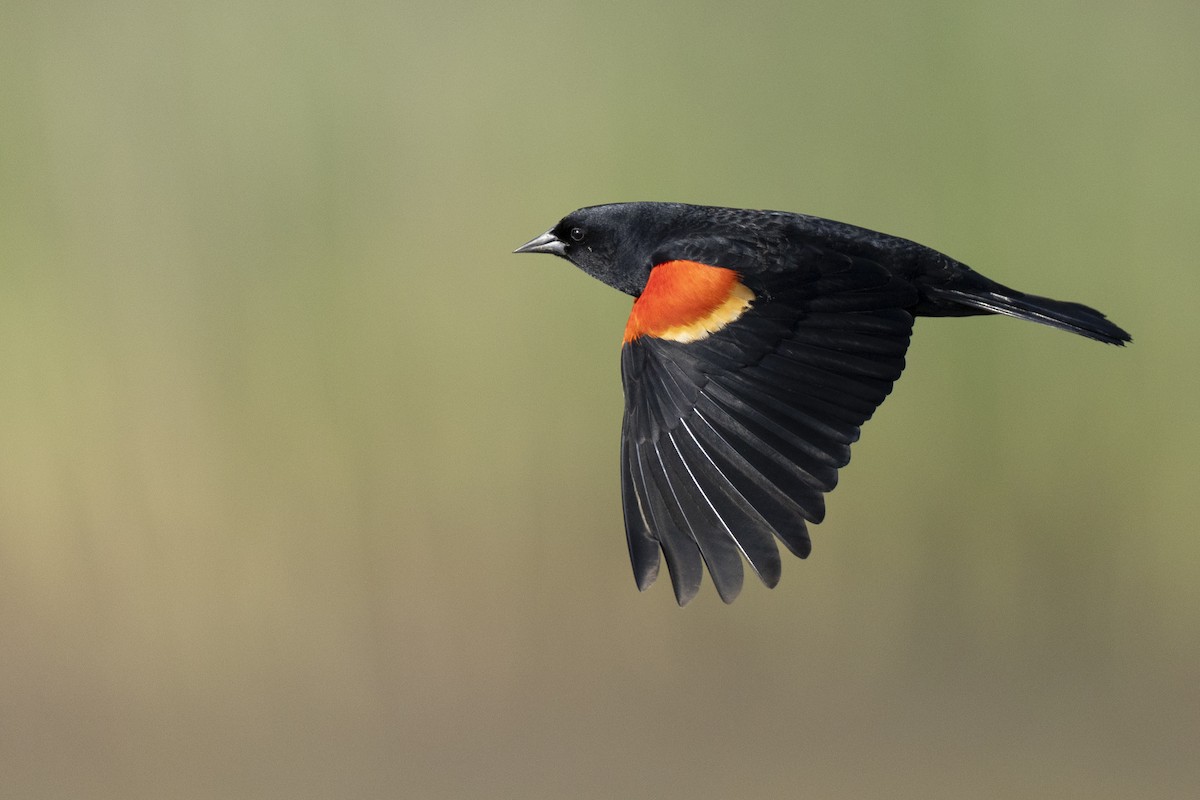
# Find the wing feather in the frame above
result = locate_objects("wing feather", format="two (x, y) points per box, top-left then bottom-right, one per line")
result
(620, 426), (660, 591)
(618, 247), (917, 603)
(635, 440), (705, 605)
(671, 424), (783, 590)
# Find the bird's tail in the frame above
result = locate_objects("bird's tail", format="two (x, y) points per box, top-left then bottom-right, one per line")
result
(923, 284), (1132, 346)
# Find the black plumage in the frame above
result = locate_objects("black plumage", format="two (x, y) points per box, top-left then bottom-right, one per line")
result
(515, 202), (1130, 604)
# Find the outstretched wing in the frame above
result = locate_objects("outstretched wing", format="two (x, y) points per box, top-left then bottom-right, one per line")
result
(620, 245), (917, 604)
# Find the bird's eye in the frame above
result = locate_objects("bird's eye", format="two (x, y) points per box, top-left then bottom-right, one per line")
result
(569, 227), (585, 242)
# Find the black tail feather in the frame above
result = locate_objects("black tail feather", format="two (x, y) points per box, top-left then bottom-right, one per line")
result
(924, 286), (1132, 346)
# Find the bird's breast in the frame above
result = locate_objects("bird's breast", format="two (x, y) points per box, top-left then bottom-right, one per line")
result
(623, 260), (755, 344)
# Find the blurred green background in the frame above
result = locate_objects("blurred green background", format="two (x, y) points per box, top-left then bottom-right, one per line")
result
(1, 1), (1197, 797)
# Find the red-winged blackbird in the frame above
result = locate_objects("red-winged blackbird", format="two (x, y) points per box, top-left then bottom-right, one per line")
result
(515, 202), (1130, 605)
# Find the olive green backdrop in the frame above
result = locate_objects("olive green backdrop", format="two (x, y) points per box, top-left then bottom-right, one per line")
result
(1, 1), (1196, 798)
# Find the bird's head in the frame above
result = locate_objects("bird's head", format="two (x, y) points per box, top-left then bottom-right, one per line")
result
(515, 202), (685, 296)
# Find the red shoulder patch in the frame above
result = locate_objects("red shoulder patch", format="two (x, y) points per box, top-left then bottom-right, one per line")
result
(624, 261), (755, 344)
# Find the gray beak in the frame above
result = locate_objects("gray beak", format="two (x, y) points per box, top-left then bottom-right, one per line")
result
(514, 230), (567, 256)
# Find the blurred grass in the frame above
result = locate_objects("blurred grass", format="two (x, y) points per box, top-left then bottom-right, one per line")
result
(1, 1), (1198, 798)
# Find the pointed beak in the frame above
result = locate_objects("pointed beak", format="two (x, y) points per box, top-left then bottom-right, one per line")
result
(513, 230), (567, 256)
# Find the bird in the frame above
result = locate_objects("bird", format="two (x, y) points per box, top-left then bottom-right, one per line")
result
(514, 202), (1130, 605)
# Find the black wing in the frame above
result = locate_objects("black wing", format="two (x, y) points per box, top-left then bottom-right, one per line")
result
(620, 247), (918, 604)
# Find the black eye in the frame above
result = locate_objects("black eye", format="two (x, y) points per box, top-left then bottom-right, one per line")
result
(569, 227), (585, 242)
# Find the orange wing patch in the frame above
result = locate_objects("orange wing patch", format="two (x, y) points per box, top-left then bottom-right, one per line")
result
(623, 260), (755, 344)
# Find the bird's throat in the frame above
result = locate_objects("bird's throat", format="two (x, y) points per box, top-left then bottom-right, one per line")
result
(623, 261), (755, 344)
